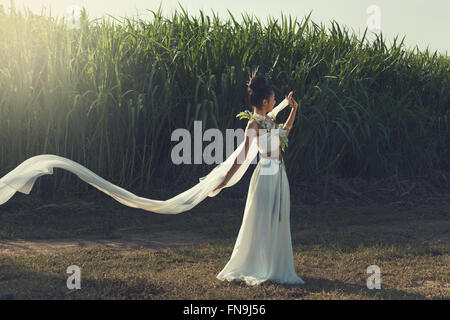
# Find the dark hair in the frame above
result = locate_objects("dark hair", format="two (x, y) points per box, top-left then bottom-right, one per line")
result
(247, 74), (274, 109)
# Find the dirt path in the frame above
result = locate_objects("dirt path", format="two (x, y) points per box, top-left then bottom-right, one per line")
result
(0, 230), (212, 256)
(1, 218), (449, 257)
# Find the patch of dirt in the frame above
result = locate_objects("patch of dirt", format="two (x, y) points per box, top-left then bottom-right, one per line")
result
(414, 280), (450, 288)
(399, 280), (450, 297)
(1, 168), (448, 257)
(345, 219), (450, 244)
(1, 218), (448, 257)
(0, 231), (211, 256)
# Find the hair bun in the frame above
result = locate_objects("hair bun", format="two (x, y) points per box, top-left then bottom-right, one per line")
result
(246, 72), (274, 109)
(248, 74), (266, 92)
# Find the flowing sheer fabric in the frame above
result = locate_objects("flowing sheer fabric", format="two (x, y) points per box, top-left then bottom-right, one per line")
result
(0, 99), (290, 213)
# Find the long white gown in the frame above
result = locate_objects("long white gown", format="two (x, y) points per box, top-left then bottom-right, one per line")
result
(0, 98), (304, 286)
(216, 113), (305, 286)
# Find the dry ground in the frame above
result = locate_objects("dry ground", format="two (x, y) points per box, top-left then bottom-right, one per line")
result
(0, 170), (449, 299)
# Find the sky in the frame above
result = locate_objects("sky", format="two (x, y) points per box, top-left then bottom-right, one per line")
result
(1, 0), (448, 56)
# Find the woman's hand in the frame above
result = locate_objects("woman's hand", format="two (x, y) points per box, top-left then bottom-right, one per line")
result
(213, 181), (227, 192)
(285, 91), (298, 109)
(213, 174), (229, 192)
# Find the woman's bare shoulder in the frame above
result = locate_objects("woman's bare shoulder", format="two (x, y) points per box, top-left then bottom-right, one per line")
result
(246, 120), (263, 136)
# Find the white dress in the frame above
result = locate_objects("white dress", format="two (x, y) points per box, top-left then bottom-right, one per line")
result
(216, 115), (305, 286)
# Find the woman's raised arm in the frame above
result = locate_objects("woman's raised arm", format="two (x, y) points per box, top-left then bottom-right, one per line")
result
(282, 91), (299, 136)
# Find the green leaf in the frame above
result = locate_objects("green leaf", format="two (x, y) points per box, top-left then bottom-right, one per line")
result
(236, 110), (254, 121)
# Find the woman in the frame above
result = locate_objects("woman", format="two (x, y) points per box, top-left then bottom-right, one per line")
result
(0, 72), (303, 286)
(214, 74), (304, 285)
